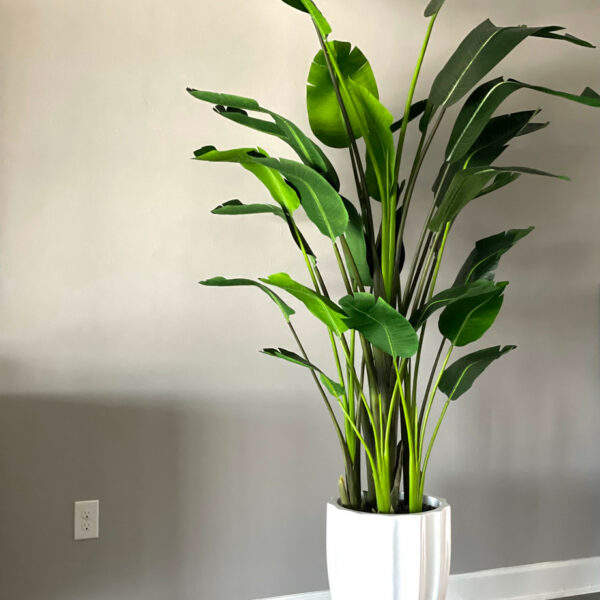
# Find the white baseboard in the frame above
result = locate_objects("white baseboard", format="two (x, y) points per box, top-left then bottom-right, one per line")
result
(257, 556), (600, 600)
(448, 556), (600, 600)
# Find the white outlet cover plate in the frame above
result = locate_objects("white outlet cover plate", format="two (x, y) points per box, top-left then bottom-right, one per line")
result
(74, 500), (99, 541)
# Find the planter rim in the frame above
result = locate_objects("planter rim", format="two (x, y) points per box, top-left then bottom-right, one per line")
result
(328, 494), (449, 518)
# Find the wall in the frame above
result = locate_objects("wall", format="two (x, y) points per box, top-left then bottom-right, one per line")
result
(1, 0), (599, 598)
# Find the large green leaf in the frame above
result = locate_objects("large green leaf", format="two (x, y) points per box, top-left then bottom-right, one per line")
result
(299, 0), (331, 38)
(429, 165), (568, 232)
(347, 79), (396, 202)
(211, 200), (314, 256)
(307, 41), (379, 148)
(411, 279), (498, 330)
(429, 19), (595, 108)
(250, 156), (348, 240)
(339, 293), (419, 358)
(475, 172), (521, 198)
(280, 0), (308, 12)
(200, 276), (295, 322)
(439, 283), (507, 346)
(455, 228), (534, 286)
(194, 146), (300, 214)
(452, 109), (542, 165)
(187, 88), (339, 190)
(261, 273), (348, 335)
(445, 77), (600, 163)
(320, 373), (346, 398)
(342, 198), (373, 286)
(261, 347), (346, 397)
(433, 109), (545, 200)
(424, 0), (445, 17)
(211, 199), (285, 219)
(261, 347), (317, 369)
(439, 345), (517, 400)
(187, 90), (260, 110)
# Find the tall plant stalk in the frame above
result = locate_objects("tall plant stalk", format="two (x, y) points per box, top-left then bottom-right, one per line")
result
(189, 0), (600, 513)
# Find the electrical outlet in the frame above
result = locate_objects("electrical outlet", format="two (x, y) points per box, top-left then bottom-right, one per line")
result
(74, 500), (99, 541)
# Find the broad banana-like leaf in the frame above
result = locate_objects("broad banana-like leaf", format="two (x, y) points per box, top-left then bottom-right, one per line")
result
(250, 155), (349, 240)
(439, 345), (517, 400)
(446, 77), (600, 163)
(466, 144), (509, 169)
(518, 121), (551, 136)
(307, 41), (379, 148)
(454, 227), (534, 286)
(455, 109), (541, 164)
(211, 199), (314, 256)
(433, 109), (547, 199)
(410, 279), (498, 330)
(340, 293), (419, 358)
(281, 210), (316, 257)
(187, 88), (339, 190)
(213, 106), (280, 137)
(429, 165), (568, 232)
(320, 373), (346, 398)
(200, 277), (295, 321)
(347, 79), (396, 203)
(194, 146), (300, 214)
(211, 199), (285, 219)
(429, 19), (595, 108)
(476, 172), (521, 198)
(425, 0), (445, 17)
(261, 347), (318, 369)
(187, 90), (259, 110)
(280, 0), (308, 12)
(390, 99), (428, 133)
(261, 273), (348, 335)
(342, 198), (373, 286)
(439, 283), (507, 346)
(261, 347), (345, 397)
(298, 0), (331, 38)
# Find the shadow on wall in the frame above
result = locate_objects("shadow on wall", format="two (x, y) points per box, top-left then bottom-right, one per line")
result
(0, 394), (183, 600)
(438, 474), (600, 574)
(0, 392), (336, 600)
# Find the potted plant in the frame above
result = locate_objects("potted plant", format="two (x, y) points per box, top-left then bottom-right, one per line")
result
(187, 1), (600, 598)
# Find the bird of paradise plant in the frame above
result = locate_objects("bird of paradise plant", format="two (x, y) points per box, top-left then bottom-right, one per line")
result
(188, 0), (600, 514)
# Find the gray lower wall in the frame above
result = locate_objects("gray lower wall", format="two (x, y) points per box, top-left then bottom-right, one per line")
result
(1, 0), (600, 599)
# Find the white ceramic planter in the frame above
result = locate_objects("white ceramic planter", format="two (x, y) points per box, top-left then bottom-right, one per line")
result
(326, 495), (451, 600)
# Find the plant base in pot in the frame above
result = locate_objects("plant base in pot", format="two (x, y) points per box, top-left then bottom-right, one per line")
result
(327, 496), (451, 600)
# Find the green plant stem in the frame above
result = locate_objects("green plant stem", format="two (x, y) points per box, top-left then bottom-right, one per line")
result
(412, 221), (450, 319)
(411, 326), (427, 414)
(420, 398), (451, 494)
(287, 321), (351, 468)
(428, 222), (450, 301)
(393, 360), (422, 512)
(336, 398), (383, 503)
(418, 344), (454, 460)
(418, 338), (446, 431)
(330, 241), (378, 394)
(333, 242), (353, 294)
(393, 14), (438, 187)
(398, 109), (446, 310)
(289, 218), (362, 480)
(340, 235), (366, 292)
(396, 107), (446, 266)
(346, 330), (357, 459)
(409, 232), (439, 315)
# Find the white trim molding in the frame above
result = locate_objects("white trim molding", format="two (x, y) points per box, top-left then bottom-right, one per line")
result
(256, 556), (600, 600)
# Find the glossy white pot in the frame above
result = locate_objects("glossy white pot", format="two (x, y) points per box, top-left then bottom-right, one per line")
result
(326, 495), (451, 600)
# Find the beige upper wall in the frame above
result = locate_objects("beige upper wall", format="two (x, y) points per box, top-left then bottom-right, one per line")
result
(1, 1), (600, 599)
